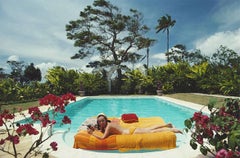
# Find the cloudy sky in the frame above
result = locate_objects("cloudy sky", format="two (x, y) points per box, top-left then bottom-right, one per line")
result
(1, 0), (240, 78)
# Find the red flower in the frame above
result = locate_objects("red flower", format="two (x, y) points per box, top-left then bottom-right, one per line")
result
(199, 115), (209, 128)
(211, 124), (221, 132)
(0, 116), (3, 126)
(216, 149), (228, 158)
(1, 110), (14, 120)
(39, 94), (60, 106)
(192, 112), (202, 122)
(62, 116), (71, 124)
(219, 107), (225, 116)
(51, 120), (56, 125)
(0, 138), (5, 145)
(50, 141), (58, 151)
(39, 114), (51, 127)
(61, 93), (76, 103)
(16, 124), (39, 135)
(6, 135), (20, 144)
(203, 128), (213, 138)
(28, 106), (42, 121)
(54, 105), (66, 113)
(196, 135), (203, 144)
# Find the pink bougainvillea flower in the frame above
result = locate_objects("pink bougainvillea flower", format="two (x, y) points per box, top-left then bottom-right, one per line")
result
(51, 120), (56, 125)
(39, 114), (51, 127)
(0, 116), (3, 126)
(62, 116), (71, 124)
(1, 110), (15, 120)
(6, 135), (20, 144)
(204, 128), (213, 138)
(196, 135), (203, 144)
(216, 149), (228, 158)
(39, 94), (59, 106)
(54, 105), (66, 113)
(199, 115), (209, 128)
(61, 93), (76, 102)
(28, 106), (42, 121)
(192, 112), (202, 122)
(50, 141), (58, 151)
(0, 138), (5, 145)
(16, 124), (39, 135)
(210, 124), (221, 132)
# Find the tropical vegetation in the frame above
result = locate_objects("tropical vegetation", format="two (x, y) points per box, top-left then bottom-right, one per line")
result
(1, 45), (240, 105)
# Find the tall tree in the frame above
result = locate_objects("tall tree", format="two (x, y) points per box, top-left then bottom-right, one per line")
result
(210, 45), (239, 67)
(66, 0), (154, 91)
(7, 60), (25, 83)
(23, 63), (41, 82)
(156, 14), (176, 62)
(0, 67), (7, 79)
(168, 44), (208, 64)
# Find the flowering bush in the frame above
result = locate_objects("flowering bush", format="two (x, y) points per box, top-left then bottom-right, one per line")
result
(184, 98), (240, 158)
(0, 93), (76, 158)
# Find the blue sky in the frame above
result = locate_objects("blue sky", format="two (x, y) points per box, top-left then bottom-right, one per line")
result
(1, 0), (240, 78)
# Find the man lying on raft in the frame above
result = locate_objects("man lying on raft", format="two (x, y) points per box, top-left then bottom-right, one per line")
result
(87, 113), (182, 140)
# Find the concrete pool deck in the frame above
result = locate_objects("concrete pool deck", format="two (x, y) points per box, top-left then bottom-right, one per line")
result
(1, 96), (212, 158)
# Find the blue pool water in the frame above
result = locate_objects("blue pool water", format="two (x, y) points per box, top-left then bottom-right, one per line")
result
(54, 96), (196, 147)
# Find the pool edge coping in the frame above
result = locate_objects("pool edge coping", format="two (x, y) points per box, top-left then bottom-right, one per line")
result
(46, 95), (208, 158)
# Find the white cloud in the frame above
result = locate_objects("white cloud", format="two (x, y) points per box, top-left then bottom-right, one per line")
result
(7, 55), (20, 62)
(36, 62), (57, 80)
(0, 0), (93, 70)
(195, 28), (240, 56)
(152, 53), (166, 60)
(212, 0), (240, 29)
(151, 53), (167, 66)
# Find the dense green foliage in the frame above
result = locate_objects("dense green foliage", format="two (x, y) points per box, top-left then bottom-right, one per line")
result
(1, 45), (240, 105)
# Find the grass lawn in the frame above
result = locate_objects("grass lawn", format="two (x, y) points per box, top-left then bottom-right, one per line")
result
(1, 100), (40, 112)
(164, 93), (226, 108)
(1, 93), (229, 112)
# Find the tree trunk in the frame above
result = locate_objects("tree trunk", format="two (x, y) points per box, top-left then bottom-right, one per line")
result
(167, 28), (170, 62)
(116, 68), (122, 93)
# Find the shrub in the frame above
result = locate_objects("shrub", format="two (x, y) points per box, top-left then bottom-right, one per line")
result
(0, 93), (76, 158)
(184, 98), (240, 157)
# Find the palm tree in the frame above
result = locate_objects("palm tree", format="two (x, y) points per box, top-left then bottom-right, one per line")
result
(156, 14), (176, 62)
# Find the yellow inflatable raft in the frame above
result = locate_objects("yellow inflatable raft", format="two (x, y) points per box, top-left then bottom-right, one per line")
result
(73, 117), (176, 151)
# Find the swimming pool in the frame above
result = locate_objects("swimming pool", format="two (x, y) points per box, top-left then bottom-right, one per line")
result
(53, 96), (197, 148)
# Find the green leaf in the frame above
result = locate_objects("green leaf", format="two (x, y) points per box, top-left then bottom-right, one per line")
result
(208, 98), (216, 111)
(228, 130), (240, 149)
(184, 119), (192, 129)
(216, 141), (223, 151)
(209, 138), (217, 146)
(200, 146), (208, 155)
(190, 139), (197, 150)
(184, 128), (189, 133)
(42, 152), (49, 158)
